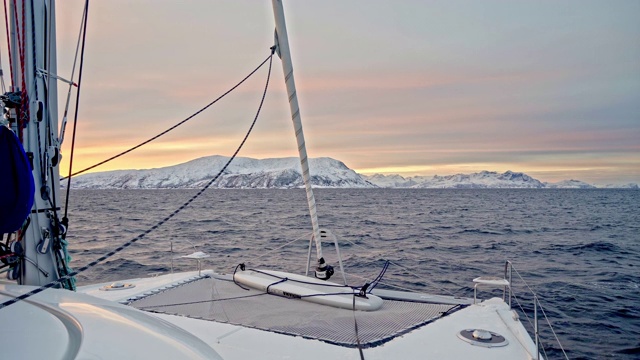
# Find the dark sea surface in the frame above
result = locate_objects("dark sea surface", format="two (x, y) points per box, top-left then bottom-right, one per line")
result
(64, 189), (639, 359)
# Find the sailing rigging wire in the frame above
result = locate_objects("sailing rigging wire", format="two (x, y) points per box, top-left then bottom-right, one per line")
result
(28, 0), (47, 191)
(9, 0), (27, 141)
(58, 0), (86, 147)
(509, 265), (569, 359)
(62, 0), (88, 221)
(0, 1), (6, 93)
(138, 292), (269, 310)
(250, 232), (311, 263)
(62, 52), (274, 180)
(0, 47), (275, 311)
(2, 0), (13, 86)
(339, 236), (457, 297)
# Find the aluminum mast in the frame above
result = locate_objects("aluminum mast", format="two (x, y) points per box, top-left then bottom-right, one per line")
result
(4, 0), (70, 287)
(271, 0), (333, 280)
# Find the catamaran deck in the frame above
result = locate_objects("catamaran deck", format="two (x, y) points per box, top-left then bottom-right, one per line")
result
(76, 270), (541, 359)
(128, 275), (461, 348)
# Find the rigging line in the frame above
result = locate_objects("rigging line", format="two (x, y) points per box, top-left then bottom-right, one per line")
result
(137, 293), (268, 310)
(41, 1), (66, 258)
(29, 0), (46, 184)
(367, 260), (389, 292)
(510, 261), (569, 356)
(63, 0), (88, 221)
(510, 264), (539, 297)
(352, 294), (366, 360)
(19, 0), (28, 134)
(62, 52), (274, 180)
(232, 263), (250, 290)
(0, 48), (275, 311)
(345, 270), (463, 299)
(11, 0), (26, 141)
(2, 0), (14, 86)
(511, 292), (535, 328)
(0, 1), (6, 92)
(297, 291), (358, 298)
(511, 295), (550, 359)
(536, 298), (569, 359)
(58, 0), (86, 146)
(250, 232), (311, 263)
(340, 237), (457, 296)
(510, 261), (568, 357)
(246, 267), (350, 289)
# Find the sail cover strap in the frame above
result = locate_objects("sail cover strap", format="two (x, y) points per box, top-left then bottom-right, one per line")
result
(0, 126), (34, 233)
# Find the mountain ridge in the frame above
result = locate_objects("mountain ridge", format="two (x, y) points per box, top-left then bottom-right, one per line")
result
(68, 155), (638, 189)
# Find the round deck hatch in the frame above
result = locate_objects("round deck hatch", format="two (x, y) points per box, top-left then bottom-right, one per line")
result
(457, 329), (508, 348)
(100, 282), (136, 291)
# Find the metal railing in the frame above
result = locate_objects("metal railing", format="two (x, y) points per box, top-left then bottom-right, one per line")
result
(504, 261), (569, 360)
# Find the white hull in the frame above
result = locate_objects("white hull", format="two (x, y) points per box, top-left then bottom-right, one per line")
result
(1, 270), (541, 359)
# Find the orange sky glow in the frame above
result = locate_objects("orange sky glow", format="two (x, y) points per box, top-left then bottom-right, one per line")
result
(30, 1), (637, 186)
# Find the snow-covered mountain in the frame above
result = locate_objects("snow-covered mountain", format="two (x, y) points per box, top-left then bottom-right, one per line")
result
(544, 180), (596, 189)
(70, 156), (374, 189)
(365, 171), (545, 188)
(69, 155), (638, 189)
(364, 172), (638, 189)
(602, 183), (639, 189)
(364, 174), (419, 188)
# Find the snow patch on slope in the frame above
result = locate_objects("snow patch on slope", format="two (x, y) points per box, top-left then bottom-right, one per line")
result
(71, 156), (374, 189)
(70, 156), (638, 189)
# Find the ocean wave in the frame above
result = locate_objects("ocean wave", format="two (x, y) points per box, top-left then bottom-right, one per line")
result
(64, 188), (640, 359)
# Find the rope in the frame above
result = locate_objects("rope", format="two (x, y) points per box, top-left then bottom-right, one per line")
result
(28, 0), (47, 186)
(138, 293), (268, 310)
(341, 237), (457, 296)
(0, 48), (275, 311)
(58, 0), (87, 147)
(63, 0), (89, 221)
(233, 265), (395, 301)
(0, 0), (8, 93)
(250, 232), (311, 263)
(367, 260), (389, 292)
(232, 263), (249, 290)
(352, 294), (366, 360)
(510, 264), (569, 359)
(11, 0), (26, 141)
(242, 267), (350, 289)
(62, 52), (274, 180)
(3, 0), (13, 86)
(232, 265), (365, 300)
(266, 278), (288, 294)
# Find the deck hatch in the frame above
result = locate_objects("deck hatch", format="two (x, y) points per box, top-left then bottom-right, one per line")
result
(457, 329), (509, 347)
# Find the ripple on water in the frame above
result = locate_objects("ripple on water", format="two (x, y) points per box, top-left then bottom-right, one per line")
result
(65, 189), (640, 359)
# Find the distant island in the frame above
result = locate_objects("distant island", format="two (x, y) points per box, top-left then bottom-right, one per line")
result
(67, 155), (639, 190)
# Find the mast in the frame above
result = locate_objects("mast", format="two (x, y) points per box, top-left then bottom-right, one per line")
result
(271, 0), (333, 280)
(3, 0), (72, 288)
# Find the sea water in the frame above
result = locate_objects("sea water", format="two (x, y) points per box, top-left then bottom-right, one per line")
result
(64, 189), (639, 359)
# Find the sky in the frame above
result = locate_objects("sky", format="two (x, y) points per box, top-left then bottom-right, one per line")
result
(5, 0), (638, 185)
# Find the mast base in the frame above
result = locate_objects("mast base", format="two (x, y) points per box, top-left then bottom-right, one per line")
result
(314, 257), (334, 281)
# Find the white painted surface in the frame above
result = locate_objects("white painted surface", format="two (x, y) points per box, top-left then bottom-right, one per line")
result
(234, 269), (383, 310)
(0, 283), (223, 359)
(75, 270), (541, 360)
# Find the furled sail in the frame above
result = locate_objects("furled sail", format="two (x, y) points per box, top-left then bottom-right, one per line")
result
(0, 126), (34, 234)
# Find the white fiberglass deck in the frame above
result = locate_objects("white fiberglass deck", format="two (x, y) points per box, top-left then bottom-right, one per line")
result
(75, 270), (541, 359)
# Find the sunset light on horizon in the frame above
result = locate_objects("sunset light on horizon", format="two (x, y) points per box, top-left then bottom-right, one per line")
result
(12, 0), (636, 185)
